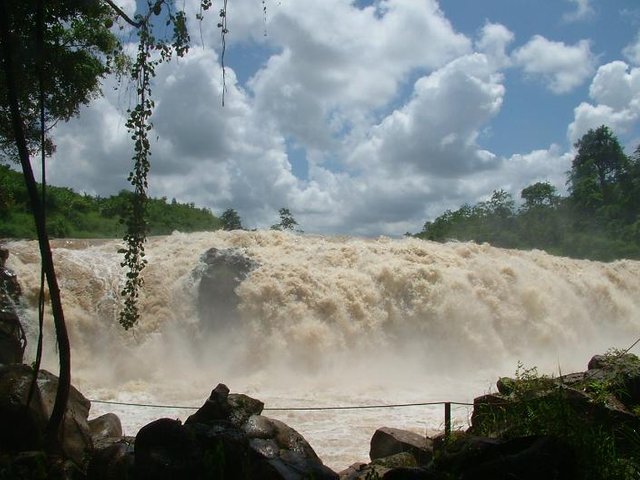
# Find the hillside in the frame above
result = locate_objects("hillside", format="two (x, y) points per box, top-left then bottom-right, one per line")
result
(0, 165), (222, 238)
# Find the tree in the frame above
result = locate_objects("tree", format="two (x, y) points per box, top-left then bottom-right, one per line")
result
(221, 208), (243, 230)
(271, 207), (302, 232)
(0, 0), (122, 163)
(520, 182), (559, 211)
(0, 0), (217, 451)
(568, 126), (629, 211)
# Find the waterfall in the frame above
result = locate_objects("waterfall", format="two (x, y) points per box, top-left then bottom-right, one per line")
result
(5, 231), (640, 469)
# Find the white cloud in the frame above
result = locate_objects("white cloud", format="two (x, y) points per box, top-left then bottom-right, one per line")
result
(475, 22), (514, 70)
(562, 0), (595, 23)
(568, 61), (640, 144)
(623, 32), (640, 66)
(43, 0), (626, 236)
(349, 53), (504, 177)
(248, 0), (471, 149)
(512, 35), (596, 94)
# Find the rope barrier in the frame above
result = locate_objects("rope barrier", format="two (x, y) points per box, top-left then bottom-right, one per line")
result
(90, 398), (474, 411)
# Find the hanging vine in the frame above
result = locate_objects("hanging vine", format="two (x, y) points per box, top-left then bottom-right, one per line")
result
(115, 0), (224, 329)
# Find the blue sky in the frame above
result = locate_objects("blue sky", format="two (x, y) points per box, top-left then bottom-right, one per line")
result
(46, 0), (640, 235)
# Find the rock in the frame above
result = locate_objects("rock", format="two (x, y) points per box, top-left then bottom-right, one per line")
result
(88, 413), (123, 444)
(228, 393), (265, 427)
(185, 383), (232, 425)
(0, 364), (92, 467)
(370, 427), (433, 465)
(196, 248), (258, 332)
(0, 311), (25, 364)
(436, 435), (576, 480)
(86, 437), (134, 480)
(382, 467), (436, 479)
(373, 452), (418, 469)
(0, 451), (85, 480)
(244, 414), (277, 439)
(186, 383), (265, 428)
(135, 418), (201, 480)
(0, 248), (25, 365)
(140, 385), (337, 480)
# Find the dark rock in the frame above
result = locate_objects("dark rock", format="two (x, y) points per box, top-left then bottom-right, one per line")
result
(436, 435), (576, 480)
(196, 248), (258, 332)
(244, 414), (277, 439)
(141, 385), (337, 480)
(382, 467), (437, 479)
(228, 393), (265, 427)
(373, 451), (418, 469)
(370, 427), (433, 465)
(134, 418), (201, 480)
(185, 383), (232, 425)
(250, 438), (279, 458)
(88, 413), (122, 444)
(0, 311), (25, 364)
(0, 364), (92, 466)
(0, 451), (85, 480)
(496, 377), (516, 395)
(86, 437), (134, 480)
(0, 248), (25, 365)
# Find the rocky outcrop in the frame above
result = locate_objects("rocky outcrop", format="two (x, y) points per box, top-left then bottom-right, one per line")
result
(195, 248), (258, 332)
(0, 364), (93, 466)
(0, 246), (25, 364)
(369, 427), (433, 465)
(134, 383), (337, 480)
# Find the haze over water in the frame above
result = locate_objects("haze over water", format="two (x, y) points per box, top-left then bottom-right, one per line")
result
(6, 231), (640, 470)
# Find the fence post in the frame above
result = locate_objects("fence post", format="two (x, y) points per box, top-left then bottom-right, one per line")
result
(444, 402), (451, 440)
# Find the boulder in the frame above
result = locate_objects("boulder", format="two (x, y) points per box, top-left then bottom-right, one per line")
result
(0, 364), (93, 467)
(195, 248), (258, 332)
(138, 384), (337, 480)
(434, 434), (576, 480)
(88, 413), (123, 444)
(86, 437), (134, 480)
(370, 427), (433, 465)
(135, 418), (202, 480)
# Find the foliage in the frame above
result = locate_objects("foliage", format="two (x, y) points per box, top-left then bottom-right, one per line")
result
(220, 208), (243, 231)
(271, 207), (302, 232)
(0, 0), (125, 162)
(0, 165), (222, 239)
(473, 356), (640, 480)
(416, 126), (640, 261)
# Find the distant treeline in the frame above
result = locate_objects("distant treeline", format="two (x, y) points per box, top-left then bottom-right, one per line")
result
(0, 165), (222, 238)
(416, 126), (640, 261)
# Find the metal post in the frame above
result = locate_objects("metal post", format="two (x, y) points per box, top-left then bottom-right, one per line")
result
(444, 402), (451, 440)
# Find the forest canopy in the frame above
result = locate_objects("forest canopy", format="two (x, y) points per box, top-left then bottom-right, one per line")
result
(0, 164), (222, 238)
(416, 126), (640, 261)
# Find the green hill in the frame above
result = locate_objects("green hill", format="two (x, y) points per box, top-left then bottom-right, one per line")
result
(0, 165), (222, 239)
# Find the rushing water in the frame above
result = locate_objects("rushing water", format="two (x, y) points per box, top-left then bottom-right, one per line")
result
(5, 231), (640, 470)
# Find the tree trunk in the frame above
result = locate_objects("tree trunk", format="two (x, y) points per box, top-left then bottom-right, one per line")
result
(0, 0), (71, 450)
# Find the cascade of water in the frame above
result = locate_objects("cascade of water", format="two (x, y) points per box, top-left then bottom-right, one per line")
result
(5, 231), (640, 470)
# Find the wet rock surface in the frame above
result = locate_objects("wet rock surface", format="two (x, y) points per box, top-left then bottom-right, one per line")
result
(195, 247), (258, 332)
(0, 246), (25, 364)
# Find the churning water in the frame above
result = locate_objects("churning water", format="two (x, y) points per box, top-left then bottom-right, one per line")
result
(5, 231), (640, 470)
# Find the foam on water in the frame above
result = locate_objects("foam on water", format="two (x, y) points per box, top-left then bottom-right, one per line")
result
(5, 231), (640, 470)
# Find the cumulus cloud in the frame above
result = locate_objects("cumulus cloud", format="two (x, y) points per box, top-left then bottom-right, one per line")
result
(42, 0), (626, 236)
(248, 0), (470, 150)
(475, 22), (514, 70)
(562, 0), (595, 23)
(568, 61), (640, 144)
(623, 33), (640, 66)
(349, 54), (504, 177)
(512, 35), (596, 94)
